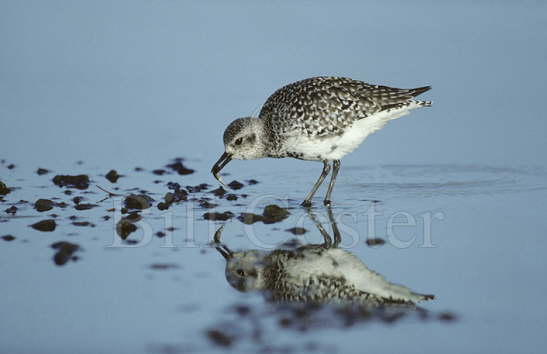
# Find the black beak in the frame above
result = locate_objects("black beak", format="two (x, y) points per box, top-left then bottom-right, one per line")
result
(211, 152), (232, 187)
(213, 225), (233, 260)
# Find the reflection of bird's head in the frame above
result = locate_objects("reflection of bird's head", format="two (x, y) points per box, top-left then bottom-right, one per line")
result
(222, 250), (267, 292)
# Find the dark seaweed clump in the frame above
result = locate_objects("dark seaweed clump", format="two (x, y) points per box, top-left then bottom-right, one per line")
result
(52, 174), (90, 190)
(124, 194), (153, 210)
(227, 180), (244, 190)
(105, 169), (121, 183)
(366, 238), (386, 246)
(238, 204), (290, 224)
(51, 241), (80, 266)
(0, 181), (11, 195)
(36, 168), (50, 175)
(203, 211), (235, 221)
(116, 218), (138, 239)
(5, 205), (17, 215)
(30, 219), (57, 232)
(157, 183), (188, 210)
(166, 158), (194, 175)
(34, 199), (54, 212)
(286, 227), (307, 235)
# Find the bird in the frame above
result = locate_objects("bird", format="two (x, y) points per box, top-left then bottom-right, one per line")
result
(211, 76), (432, 206)
(213, 207), (434, 306)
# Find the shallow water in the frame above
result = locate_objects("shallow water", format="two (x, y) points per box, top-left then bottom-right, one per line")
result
(1, 160), (547, 353)
(2, 0), (547, 353)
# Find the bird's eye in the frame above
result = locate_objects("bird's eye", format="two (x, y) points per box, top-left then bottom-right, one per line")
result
(234, 138), (243, 146)
(236, 269), (245, 277)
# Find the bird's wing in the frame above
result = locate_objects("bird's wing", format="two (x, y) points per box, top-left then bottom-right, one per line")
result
(259, 77), (430, 138)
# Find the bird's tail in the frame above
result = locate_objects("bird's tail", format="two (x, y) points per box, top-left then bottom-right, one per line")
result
(409, 86), (432, 107)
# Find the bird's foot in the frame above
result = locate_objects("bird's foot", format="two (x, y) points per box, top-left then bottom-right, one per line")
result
(323, 199), (332, 206)
(300, 200), (312, 208)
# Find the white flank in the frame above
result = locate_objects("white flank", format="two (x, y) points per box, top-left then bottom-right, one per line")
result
(285, 101), (426, 161)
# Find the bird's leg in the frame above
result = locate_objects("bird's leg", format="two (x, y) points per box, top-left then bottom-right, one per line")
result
(301, 160), (331, 207)
(304, 206), (333, 248)
(325, 205), (341, 247)
(323, 160), (340, 206)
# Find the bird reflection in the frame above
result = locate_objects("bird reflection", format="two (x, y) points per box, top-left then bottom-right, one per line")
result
(214, 206), (434, 306)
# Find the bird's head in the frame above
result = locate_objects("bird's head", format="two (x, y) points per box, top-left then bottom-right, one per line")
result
(211, 117), (266, 186)
(213, 225), (267, 292)
(224, 250), (267, 292)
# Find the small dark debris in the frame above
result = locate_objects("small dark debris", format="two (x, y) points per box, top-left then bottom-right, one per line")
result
(157, 186), (188, 210)
(116, 218), (137, 240)
(286, 227), (307, 235)
(166, 160), (194, 175)
(124, 194), (153, 209)
(74, 203), (98, 211)
(2, 235), (15, 241)
(5, 206), (17, 215)
(366, 238), (386, 246)
(157, 202), (170, 211)
(203, 211), (234, 221)
(237, 213), (264, 224)
(438, 312), (457, 322)
(72, 196), (83, 204)
(206, 329), (234, 347)
(7, 164), (15, 169)
(102, 215), (111, 221)
(238, 205), (290, 224)
(227, 180), (244, 190)
(126, 212), (141, 222)
(149, 263), (180, 270)
(186, 183), (209, 193)
(155, 231), (166, 238)
(281, 238), (302, 249)
(211, 186), (227, 198)
(0, 181), (11, 195)
(263, 205), (290, 219)
(72, 221), (95, 227)
(226, 194), (238, 201)
(152, 169), (167, 175)
(233, 304), (251, 317)
(64, 190), (73, 196)
(105, 169), (120, 183)
(51, 241), (80, 266)
(199, 200), (218, 209)
(36, 168), (50, 175)
(34, 199), (54, 212)
(134, 167), (145, 172)
(52, 174), (90, 190)
(279, 317), (292, 328)
(246, 179), (259, 185)
(30, 219), (56, 232)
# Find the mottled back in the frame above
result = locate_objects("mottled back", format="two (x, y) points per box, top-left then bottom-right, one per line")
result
(259, 76), (430, 141)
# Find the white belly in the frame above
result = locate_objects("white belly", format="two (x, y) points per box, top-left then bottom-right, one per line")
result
(284, 103), (421, 161)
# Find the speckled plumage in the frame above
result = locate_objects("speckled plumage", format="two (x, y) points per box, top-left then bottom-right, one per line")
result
(259, 76), (431, 159)
(261, 246), (430, 306)
(214, 208), (434, 306)
(219, 244), (433, 307)
(212, 76), (432, 205)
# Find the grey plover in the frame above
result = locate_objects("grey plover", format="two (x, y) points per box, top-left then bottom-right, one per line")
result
(212, 76), (432, 206)
(213, 208), (434, 306)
